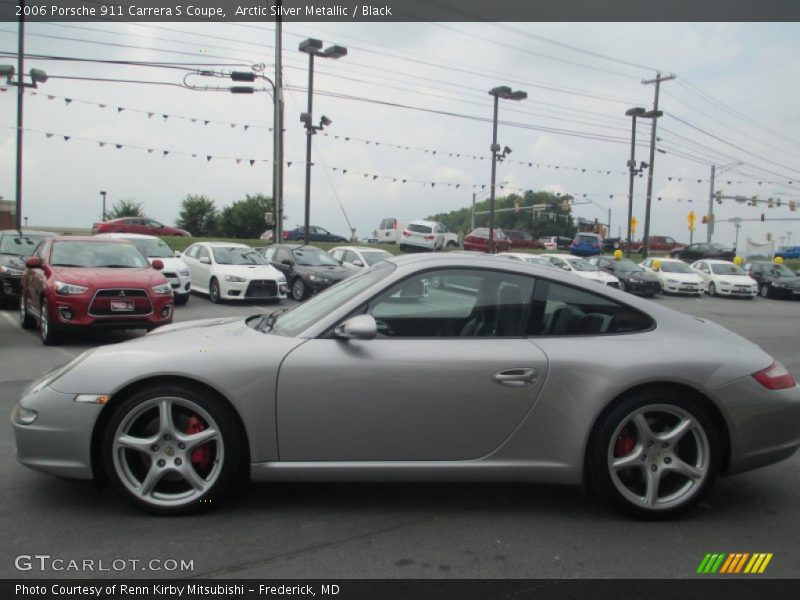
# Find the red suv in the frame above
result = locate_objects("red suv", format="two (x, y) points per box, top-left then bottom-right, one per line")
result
(91, 217), (191, 237)
(462, 228), (512, 253)
(632, 235), (680, 255)
(19, 237), (174, 344)
(504, 230), (545, 250)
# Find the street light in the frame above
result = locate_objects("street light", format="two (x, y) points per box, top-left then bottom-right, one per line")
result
(100, 190), (107, 222)
(2, 54), (48, 232)
(299, 38), (347, 244)
(624, 107), (647, 256)
(488, 85), (526, 253)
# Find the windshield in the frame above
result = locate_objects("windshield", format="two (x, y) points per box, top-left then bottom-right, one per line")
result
(271, 262), (395, 336)
(710, 263), (745, 276)
(613, 260), (643, 273)
(565, 258), (596, 272)
(293, 248), (339, 266)
(50, 241), (149, 268)
(659, 261), (694, 274)
(576, 234), (599, 243)
(212, 247), (267, 265)
(768, 264), (796, 277)
(525, 256), (553, 267)
(0, 234), (50, 256)
(408, 223), (433, 234)
(361, 250), (392, 266)
(127, 238), (174, 259)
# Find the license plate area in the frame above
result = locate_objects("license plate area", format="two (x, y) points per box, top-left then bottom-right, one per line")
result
(110, 300), (134, 312)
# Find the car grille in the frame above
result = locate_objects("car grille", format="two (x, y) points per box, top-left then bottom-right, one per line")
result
(245, 280), (278, 298)
(606, 281), (619, 288)
(162, 272), (180, 289)
(88, 288), (153, 317)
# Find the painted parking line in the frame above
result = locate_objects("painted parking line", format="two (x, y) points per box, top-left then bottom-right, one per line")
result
(0, 310), (78, 360)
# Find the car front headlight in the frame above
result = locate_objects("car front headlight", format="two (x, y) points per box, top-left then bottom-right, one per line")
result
(309, 274), (330, 283)
(667, 279), (679, 284)
(224, 275), (246, 283)
(0, 265), (23, 276)
(151, 283), (172, 295)
(179, 269), (190, 277)
(277, 275), (287, 283)
(54, 281), (88, 295)
(773, 283), (785, 288)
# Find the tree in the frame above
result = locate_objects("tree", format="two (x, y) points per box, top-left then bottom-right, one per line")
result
(107, 199), (145, 219)
(217, 194), (274, 239)
(176, 194), (218, 237)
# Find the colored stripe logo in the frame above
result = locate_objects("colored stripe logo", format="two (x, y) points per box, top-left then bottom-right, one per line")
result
(697, 553), (773, 574)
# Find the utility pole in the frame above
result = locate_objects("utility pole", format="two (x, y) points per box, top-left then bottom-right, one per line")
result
(14, 5), (24, 232)
(706, 165), (715, 243)
(641, 71), (674, 259)
(273, 2), (284, 243)
(471, 192), (476, 230)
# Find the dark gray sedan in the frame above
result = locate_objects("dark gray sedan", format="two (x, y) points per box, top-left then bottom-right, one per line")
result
(12, 254), (800, 518)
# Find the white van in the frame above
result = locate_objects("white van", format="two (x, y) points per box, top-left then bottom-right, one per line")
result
(377, 217), (410, 244)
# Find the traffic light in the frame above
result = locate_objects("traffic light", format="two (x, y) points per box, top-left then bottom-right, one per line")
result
(767, 198), (774, 208)
(790, 200), (797, 212)
(701, 215), (708, 224)
(761, 213), (765, 222)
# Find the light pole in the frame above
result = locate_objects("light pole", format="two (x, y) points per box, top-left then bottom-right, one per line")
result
(299, 38), (346, 244)
(488, 86), (526, 253)
(100, 190), (107, 222)
(624, 107), (646, 256)
(2, 12), (48, 232)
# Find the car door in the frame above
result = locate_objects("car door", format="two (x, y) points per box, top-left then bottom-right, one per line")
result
(276, 267), (549, 461)
(270, 247), (295, 280)
(188, 245), (212, 291)
(22, 240), (49, 317)
(693, 261), (711, 288)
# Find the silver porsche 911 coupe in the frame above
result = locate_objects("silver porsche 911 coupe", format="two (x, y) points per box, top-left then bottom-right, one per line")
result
(12, 253), (800, 518)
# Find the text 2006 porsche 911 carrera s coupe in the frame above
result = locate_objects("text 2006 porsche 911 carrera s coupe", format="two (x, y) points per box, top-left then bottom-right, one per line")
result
(12, 253), (800, 518)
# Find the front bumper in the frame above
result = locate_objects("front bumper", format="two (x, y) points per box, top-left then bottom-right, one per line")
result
(716, 286), (757, 297)
(49, 293), (173, 329)
(221, 279), (288, 300)
(662, 282), (703, 295)
(12, 386), (104, 479)
(625, 279), (661, 295)
(712, 378), (800, 475)
(0, 273), (22, 298)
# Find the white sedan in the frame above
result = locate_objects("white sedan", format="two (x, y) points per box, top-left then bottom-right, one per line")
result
(640, 257), (704, 296)
(540, 253), (620, 288)
(182, 242), (288, 303)
(329, 246), (393, 273)
(691, 259), (757, 298)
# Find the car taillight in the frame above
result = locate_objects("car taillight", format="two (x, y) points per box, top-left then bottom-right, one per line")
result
(402, 230), (410, 237)
(282, 231), (289, 239)
(752, 361), (796, 390)
(392, 222), (397, 229)
(425, 235), (435, 240)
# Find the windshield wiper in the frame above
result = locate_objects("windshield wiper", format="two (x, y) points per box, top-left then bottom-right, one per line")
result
(259, 308), (289, 332)
(51, 263), (84, 267)
(100, 264), (134, 268)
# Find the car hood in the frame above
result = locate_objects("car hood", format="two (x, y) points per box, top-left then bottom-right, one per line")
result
(214, 264), (284, 279)
(49, 266), (168, 287)
(296, 264), (351, 280)
(764, 275), (800, 287)
(48, 316), (306, 396)
(0, 253), (25, 271)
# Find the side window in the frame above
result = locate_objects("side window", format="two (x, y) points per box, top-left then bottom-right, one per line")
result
(185, 244), (198, 258)
(665, 237), (676, 244)
(364, 269), (535, 338)
(262, 247), (276, 261)
(344, 250), (360, 264)
(147, 220), (162, 228)
(196, 246), (210, 261)
(330, 249), (344, 262)
(379, 219), (387, 230)
(33, 241), (46, 259)
(275, 249), (292, 263)
(530, 280), (652, 336)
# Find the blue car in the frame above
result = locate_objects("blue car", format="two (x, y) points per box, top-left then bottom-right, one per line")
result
(775, 246), (800, 260)
(570, 232), (603, 257)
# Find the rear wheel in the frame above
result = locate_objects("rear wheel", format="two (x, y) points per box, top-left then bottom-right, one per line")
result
(103, 383), (243, 514)
(587, 390), (719, 519)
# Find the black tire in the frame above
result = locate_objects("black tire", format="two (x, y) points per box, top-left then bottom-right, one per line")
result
(102, 382), (244, 515)
(174, 293), (189, 306)
(291, 277), (307, 302)
(708, 283), (716, 297)
(20, 294), (35, 329)
(586, 388), (719, 520)
(760, 284), (770, 299)
(446, 241), (458, 249)
(209, 278), (221, 304)
(39, 297), (60, 346)
(618, 280), (626, 293)
(398, 244), (408, 252)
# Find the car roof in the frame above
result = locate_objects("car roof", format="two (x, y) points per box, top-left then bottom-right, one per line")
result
(330, 246), (391, 252)
(50, 236), (133, 243)
(701, 259), (736, 264)
(649, 257), (683, 263)
(94, 232), (159, 240)
(199, 242), (250, 248)
(409, 219), (439, 226)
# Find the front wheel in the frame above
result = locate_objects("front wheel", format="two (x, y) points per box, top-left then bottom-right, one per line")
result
(760, 285), (771, 298)
(291, 277), (307, 302)
(102, 383), (243, 514)
(708, 283), (716, 297)
(20, 294), (35, 329)
(586, 390), (719, 519)
(209, 278), (221, 304)
(174, 293), (189, 306)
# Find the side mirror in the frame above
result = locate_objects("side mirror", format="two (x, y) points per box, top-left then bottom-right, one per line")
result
(334, 314), (377, 341)
(152, 259), (164, 270)
(352, 259), (364, 267)
(25, 257), (41, 269)
(199, 256), (211, 265)
(174, 251), (182, 258)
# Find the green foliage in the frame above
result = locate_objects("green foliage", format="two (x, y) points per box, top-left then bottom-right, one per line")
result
(176, 194), (218, 237)
(216, 194), (274, 239)
(429, 190), (577, 238)
(107, 199), (145, 219)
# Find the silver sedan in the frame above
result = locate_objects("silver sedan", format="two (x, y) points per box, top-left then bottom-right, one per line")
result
(12, 253), (800, 518)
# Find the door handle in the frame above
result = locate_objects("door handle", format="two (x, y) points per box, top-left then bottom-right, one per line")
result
(493, 368), (538, 388)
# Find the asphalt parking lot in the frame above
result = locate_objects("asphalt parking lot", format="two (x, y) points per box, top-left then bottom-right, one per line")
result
(1, 291), (799, 579)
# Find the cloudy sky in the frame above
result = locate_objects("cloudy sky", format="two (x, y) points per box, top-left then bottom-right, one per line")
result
(1, 20), (799, 248)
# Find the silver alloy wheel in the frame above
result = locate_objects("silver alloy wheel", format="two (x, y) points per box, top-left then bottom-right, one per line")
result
(292, 278), (305, 301)
(709, 283), (716, 297)
(209, 279), (220, 303)
(760, 285), (769, 298)
(40, 298), (49, 341)
(111, 396), (224, 509)
(607, 404), (710, 511)
(19, 294), (26, 325)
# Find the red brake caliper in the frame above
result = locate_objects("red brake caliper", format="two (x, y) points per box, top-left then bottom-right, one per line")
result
(614, 428), (636, 457)
(186, 416), (212, 470)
